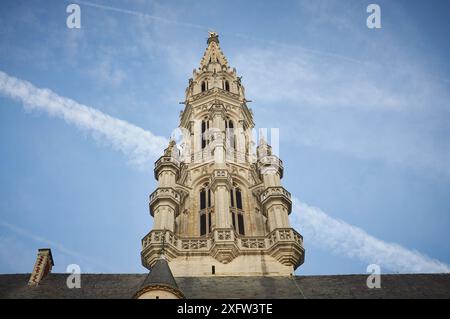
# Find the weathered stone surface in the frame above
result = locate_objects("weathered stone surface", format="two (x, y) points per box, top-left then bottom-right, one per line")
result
(144, 33), (304, 276)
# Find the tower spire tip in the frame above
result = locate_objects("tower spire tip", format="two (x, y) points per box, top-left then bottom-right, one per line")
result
(207, 31), (219, 44)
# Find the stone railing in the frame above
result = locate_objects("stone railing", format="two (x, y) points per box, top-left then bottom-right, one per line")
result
(191, 87), (241, 101)
(215, 229), (232, 241)
(225, 150), (252, 164)
(142, 229), (179, 248)
(149, 187), (181, 204)
(272, 228), (302, 244)
(154, 155), (181, 179)
(240, 237), (267, 249)
(181, 238), (209, 250)
(258, 155), (283, 167)
(191, 149), (214, 163)
(257, 155), (284, 178)
(148, 188), (181, 217)
(190, 148), (253, 165)
(155, 156), (180, 168)
(260, 187), (291, 202)
(142, 227), (303, 261)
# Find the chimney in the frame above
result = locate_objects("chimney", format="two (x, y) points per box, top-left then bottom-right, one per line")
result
(28, 248), (54, 286)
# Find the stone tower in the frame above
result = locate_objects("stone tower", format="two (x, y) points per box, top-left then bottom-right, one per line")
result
(141, 32), (304, 277)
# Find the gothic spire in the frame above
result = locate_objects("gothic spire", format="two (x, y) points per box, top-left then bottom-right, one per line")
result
(199, 31), (229, 69)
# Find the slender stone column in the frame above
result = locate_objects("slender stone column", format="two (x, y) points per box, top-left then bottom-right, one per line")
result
(210, 170), (232, 229)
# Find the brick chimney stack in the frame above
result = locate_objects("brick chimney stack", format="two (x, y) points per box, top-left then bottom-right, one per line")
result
(28, 248), (54, 286)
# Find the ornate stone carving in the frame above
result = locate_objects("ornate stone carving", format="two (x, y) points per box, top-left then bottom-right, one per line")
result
(141, 228), (304, 269)
(142, 33), (304, 276)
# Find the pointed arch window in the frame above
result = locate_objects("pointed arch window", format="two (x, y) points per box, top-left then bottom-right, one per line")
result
(200, 185), (213, 236)
(201, 119), (210, 150)
(201, 81), (207, 92)
(224, 80), (230, 92)
(230, 186), (245, 235)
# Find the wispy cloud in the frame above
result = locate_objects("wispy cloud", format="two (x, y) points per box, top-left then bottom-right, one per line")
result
(234, 47), (448, 112)
(0, 220), (112, 272)
(233, 46), (450, 177)
(292, 198), (450, 273)
(0, 70), (167, 168)
(69, 1), (373, 71)
(1, 70), (447, 274)
(86, 58), (126, 88)
(71, 0), (210, 30)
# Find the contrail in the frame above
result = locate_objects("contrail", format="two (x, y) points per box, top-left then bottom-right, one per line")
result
(70, 0), (371, 67)
(0, 70), (167, 169)
(71, 1), (450, 85)
(292, 199), (450, 273)
(1, 70), (448, 273)
(71, 0), (210, 30)
(0, 220), (113, 272)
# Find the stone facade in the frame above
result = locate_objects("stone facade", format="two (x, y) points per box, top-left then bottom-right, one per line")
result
(141, 32), (304, 276)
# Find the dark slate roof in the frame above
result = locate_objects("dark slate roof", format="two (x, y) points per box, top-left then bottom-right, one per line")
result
(139, 258), (180, 292)
(1, 273), (449, 299)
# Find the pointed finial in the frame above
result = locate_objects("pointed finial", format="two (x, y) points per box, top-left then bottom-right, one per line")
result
(207, 31), (219, 44)
(164, 139), (176, 156)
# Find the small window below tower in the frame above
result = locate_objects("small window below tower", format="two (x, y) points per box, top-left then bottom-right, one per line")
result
(199, 185), (213, 236)
(238, 214), (245, 235)
(224, 80), (230, 92)
(200, 189), (206, 210)
(201, 120), (210, 150)
(201, 81), (207, 92)
(230, 186), (245, 235)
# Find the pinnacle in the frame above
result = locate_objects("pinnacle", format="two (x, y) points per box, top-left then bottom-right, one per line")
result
(199, 31), (229, 69)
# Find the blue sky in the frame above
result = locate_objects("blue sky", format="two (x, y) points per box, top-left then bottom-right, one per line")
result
(0, 0), (449, 275)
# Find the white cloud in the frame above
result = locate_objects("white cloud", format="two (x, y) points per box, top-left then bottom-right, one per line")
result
(0, 70), (167, 169)
(292, 198), (450, 273)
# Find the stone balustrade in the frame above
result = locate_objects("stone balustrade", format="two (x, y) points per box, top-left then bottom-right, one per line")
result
(257, 155), (284, 178)
(260, 187), (291, 202)
(154, 156), (180, 180)
(258, 155), (283, 168)
(191, 87), (241, 102)
(155, 156), (180, 168)
(148, 188), (181, 217)
(149, 188), (181, 203)
(141, 227), (304, 268)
